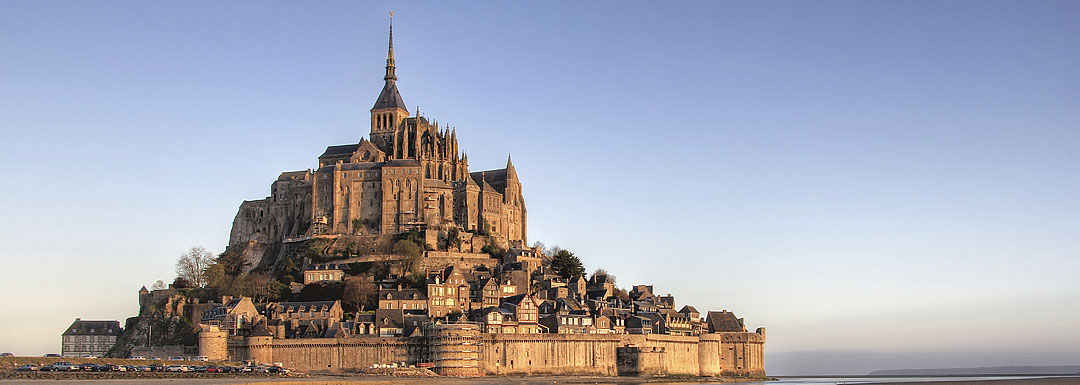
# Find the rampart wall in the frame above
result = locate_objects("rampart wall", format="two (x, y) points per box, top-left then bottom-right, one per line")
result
(248, 337), (421, 371)
(481, 334), (620, 376)
(210, 328), (765, 377)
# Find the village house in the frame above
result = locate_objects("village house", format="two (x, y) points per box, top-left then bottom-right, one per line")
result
(201, 296), (261, 335)
(379, 286), (428, 313)
(266, 300), (343, 337)
(426, 266), (470, 317)
(61, 319), (121, 357)
(502, 248), (542, 276)
(302, 263), (348, 284)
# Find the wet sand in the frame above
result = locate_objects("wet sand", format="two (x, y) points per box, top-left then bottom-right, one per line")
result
(3, 375), (1078, 385)
(0, 374), (733, 385)
(871, 378), (1080, 385)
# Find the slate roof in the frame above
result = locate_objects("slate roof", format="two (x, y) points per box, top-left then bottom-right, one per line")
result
(585, 289), (608, 300)
(372, 81), (407, 111)
(62, 320), (121, 336)
(384, 159), (421, 167)
(321, 144), (360, 158)
(340, 162), (382, 171)
(706, 310), (746, 332)
(249, 323), (274, 337)
(375, 309), (405, 329)
(274, 301), (338, 313)
(470, 169), (508, 193)
(380, 288), (427, 301)
(305, 263), (348, 271)
(424, 178), (452, 189)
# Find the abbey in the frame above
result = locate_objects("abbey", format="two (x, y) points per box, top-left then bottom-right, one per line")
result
(230, 23), (526, 251)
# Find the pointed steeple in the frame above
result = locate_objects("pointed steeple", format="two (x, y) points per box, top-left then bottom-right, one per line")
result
(506, 154), (517, 180)
(385, 12), (396, 82)
(372, 13), (406, 111)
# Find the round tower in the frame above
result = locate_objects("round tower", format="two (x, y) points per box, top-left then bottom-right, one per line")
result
(428, 323), (483, 376)
(198, 325), (228, 361)
(245, 327), (274, 365)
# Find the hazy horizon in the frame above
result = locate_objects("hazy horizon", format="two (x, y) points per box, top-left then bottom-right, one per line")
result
(1, 1), (1078, 375)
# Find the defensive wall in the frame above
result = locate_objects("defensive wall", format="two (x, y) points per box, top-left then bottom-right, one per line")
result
(202, 326), (765, 377)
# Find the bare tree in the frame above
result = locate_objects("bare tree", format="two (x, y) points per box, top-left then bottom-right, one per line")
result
(150, 280), (166, 291)
(175, 246), (214, 288)
(343, 275), (378, 312)
(247, 273), (281, 303)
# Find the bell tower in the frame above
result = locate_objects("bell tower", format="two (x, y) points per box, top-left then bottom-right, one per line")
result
(370, 14), (409, 140)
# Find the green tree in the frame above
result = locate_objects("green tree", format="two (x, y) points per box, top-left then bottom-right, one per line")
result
(216, 250), (249, 276)
(445, 228), (461, 251)
(278, 258), (301, 283)
(204, 263), (226, 289)
(551, 249), (585, 280)
(480, 239), (504, 259)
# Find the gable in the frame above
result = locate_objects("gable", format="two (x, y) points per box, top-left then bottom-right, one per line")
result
(352, 140), (386, 163)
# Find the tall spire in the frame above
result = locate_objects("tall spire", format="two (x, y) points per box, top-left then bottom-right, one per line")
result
(384, 12), (397, 82)
(371, 12), (406, 112)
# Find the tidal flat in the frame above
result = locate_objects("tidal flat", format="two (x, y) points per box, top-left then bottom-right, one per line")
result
(2, 375), (1080, 385)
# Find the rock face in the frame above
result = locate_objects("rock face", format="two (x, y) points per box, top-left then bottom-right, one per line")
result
(111, 290), (200, 358)
(228, 25), (528, 273)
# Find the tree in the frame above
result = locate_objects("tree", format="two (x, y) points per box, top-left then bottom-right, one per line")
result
(204, 263), (226, 289)
(445, 227), (461, 251)
(172, 276), (192, 289)
(480, 243), (503, 259)
(342, 275), (378, 312)
(247, 273), (283, 303)
(150, 280), (166, 291)
(175, 246), (214, 288)
(216, 250), (249, 276)
(392, 239), (424, 274)
(278, 258), (301, 284)
(551, 249), (585, 280)
(613, 287), (631, 302)
(544, 245), (564, 258)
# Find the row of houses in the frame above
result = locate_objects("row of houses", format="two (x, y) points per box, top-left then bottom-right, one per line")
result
(197, 253), (749, 339)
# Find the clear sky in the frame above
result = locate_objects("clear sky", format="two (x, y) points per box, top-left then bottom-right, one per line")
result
(1, 1), (1078, 375)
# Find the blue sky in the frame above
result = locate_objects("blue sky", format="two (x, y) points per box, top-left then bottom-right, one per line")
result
(1, 1), (1078, 374)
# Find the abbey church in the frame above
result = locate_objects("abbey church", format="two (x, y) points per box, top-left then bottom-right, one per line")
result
(229, 22), (527, 253)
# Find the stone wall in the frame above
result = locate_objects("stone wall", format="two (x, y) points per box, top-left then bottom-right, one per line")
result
(481, 334), (620, 376)
(256, 337), (421, 372)
(204, 328), (766, 377)
(422, 251), (499, 272)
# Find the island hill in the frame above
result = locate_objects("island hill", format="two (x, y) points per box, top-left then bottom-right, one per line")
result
(116, 21), (766, 378)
